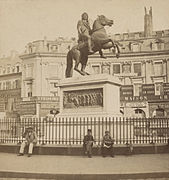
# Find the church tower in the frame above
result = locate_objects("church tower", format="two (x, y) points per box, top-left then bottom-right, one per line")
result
(144, 7), (153, 37)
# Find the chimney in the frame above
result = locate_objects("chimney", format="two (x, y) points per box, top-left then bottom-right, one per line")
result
(144, 7), (153, 37)
(149, 7), (153, 34)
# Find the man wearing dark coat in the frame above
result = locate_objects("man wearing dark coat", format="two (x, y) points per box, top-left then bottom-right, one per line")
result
(83, 129), (94, 158)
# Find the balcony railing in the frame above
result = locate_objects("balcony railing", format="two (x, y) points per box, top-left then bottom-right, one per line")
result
(0, 116), (168, 145)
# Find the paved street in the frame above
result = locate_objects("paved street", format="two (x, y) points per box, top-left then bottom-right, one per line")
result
(0, 153), (169, 174)
(0, 153), (169, 179)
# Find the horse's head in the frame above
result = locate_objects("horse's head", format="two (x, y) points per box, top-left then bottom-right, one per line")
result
(98, 15), (113, 27)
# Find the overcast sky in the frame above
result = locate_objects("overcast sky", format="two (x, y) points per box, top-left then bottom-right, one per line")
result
(0, 0), (169, 57)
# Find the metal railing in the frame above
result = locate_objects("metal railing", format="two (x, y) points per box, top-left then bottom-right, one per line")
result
(0, 116), (169, 145)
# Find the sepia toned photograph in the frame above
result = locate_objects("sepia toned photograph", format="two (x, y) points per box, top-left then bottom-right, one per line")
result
(0, 0), (169, 179)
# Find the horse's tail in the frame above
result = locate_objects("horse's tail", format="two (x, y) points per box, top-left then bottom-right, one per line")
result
(65, 50), (73, 78)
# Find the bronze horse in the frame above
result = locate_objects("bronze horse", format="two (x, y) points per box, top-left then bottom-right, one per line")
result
(65, 15), (120, 78)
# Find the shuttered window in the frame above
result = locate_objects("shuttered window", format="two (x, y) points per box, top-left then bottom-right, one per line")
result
(134, 63), (141, 76)
(154, 61), (163, 76)
(113, 64), (120, 74)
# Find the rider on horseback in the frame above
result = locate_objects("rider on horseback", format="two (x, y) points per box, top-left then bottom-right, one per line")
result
(77, 12), (106, 58)
(66, 14), (120, 77)
(77, 12), (93, 53)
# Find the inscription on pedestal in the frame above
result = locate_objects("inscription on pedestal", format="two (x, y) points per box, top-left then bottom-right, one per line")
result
(63, 88), (103, 109)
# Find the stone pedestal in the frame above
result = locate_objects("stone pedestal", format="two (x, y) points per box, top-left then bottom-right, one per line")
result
(57, 74), (121, 116)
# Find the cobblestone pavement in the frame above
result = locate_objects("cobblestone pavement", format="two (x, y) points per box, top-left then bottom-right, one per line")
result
(1, 153), (169, 174)
(0, 153), (169, 179)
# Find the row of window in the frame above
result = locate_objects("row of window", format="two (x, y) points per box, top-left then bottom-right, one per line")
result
(92, 61), (164, 77)
(0, 65), (20, 75)
(131, 83), (164, 97)
(112, 63), (142, 75)
(0, 79), (21, 90)
(114, 30), (169, 40)
(127, 42), (165, 52)
(26, 40), (73, 54)
(131, 108), (166, 118)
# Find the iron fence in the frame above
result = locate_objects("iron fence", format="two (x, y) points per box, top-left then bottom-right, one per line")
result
(0, 116), (169, 145)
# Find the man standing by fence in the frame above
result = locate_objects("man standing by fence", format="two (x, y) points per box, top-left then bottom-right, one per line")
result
(83, 129), (94, 158)
(18, 126), (37, 157)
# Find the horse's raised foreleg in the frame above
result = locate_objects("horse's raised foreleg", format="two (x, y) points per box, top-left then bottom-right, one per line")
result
(115, 44), (120, 58)
(99, 50), (106, 59)
(109, 39), (120, 58)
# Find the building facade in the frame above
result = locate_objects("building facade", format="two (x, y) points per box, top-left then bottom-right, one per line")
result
(0, 51), (22, 118)
(89, 7), (169, 117)
(19, 37), (76, 117)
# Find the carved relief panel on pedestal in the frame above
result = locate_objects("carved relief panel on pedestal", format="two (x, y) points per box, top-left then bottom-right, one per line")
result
(63, 88), (103, 109)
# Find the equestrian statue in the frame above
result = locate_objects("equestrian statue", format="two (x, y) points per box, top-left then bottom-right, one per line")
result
(65, 12), (120, 78)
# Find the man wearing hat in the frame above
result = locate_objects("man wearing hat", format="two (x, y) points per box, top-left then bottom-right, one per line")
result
(18, 126), (37, 157)
(83, 129), (94, 158)
(77, 12), (93, 53)
(101, 130), (114, 157)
